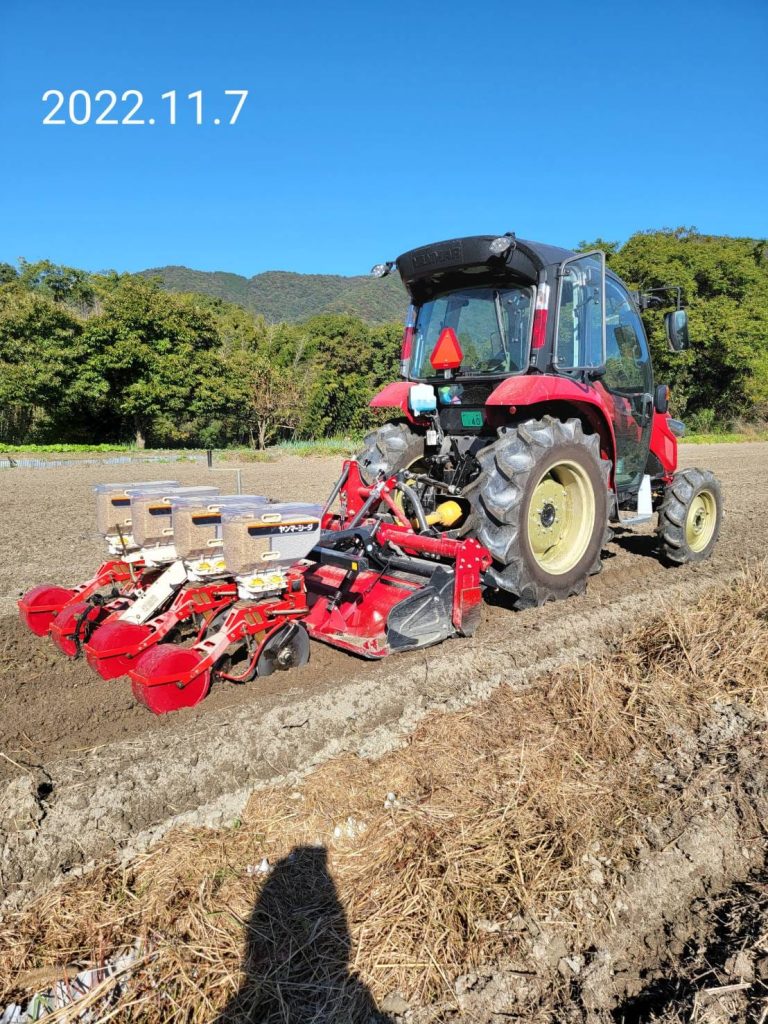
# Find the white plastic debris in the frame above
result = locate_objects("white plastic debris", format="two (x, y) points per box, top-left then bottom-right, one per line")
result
(384, 791), (402, 810)
(1, 945), (141, 1023)
(246, 857), (272, 875)
(332, 817), (367, 842)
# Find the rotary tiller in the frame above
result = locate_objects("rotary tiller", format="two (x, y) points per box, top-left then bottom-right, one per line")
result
(127, 460), (491, 713)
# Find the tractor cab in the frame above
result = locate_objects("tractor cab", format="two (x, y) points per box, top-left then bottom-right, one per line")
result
(366, 234), (719, 605)
(376, 235), (669, 500)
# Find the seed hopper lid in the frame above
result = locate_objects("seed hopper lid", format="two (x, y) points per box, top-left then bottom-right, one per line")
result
(93, 480), (180, 494)
(221, 501), (323, 522)
(170, 493), (269, 511)
(126, 485), (221, 502)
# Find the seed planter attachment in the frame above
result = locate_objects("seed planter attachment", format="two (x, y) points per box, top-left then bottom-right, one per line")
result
(84, 577), (240, 680)
(19, 560), (144, 638)
(19, 461), (493, 714)
(59, 494), (266, 674)
(125, 461), (491, 712)
(129, 568), (310, 713)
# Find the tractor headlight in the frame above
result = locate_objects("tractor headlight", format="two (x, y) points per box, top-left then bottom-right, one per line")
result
(371, 262), (394, 278)
(489, 236), (513, 257)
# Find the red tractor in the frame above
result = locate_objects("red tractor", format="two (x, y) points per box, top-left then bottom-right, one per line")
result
(16, 234), (726, 716)
(363, 234), (722, 607)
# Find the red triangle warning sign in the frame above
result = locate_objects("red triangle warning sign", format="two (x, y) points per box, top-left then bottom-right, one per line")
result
(430, 327), (463, 371)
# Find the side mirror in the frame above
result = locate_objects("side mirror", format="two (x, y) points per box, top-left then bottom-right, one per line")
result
(664, 309), (689, 351)
(654, 383), (670, 414)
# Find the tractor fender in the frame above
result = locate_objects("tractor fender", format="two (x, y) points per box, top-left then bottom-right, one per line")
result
(369, 382), (421, 424)
(485, 376), (618, 476)
(648, 411), (678, 477)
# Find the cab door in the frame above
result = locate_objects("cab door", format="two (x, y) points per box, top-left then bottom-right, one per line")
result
(554, 254), (653, 497)
(601, 278), (654, 494)
(554, 250), (605, 371)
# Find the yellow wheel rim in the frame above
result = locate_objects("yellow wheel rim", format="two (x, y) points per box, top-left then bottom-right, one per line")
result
(527, 460), (596, 575)
(685, 489), (717, 553)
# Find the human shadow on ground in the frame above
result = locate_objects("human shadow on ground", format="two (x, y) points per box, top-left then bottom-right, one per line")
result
(216, 845), (393, 1024)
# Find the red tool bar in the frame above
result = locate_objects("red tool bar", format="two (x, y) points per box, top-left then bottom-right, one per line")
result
(376, 522), (491, 564)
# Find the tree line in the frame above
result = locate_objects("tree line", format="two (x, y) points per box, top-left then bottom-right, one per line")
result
(0, 228), (766, 448)
(0, 260), (401, 448)
(578, 228), (768, 431)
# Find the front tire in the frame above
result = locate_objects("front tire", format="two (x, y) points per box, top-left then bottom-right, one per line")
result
(466, 417), (611, 608)
(657, 468), (722, 564)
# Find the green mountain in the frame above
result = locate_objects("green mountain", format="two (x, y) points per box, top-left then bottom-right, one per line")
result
(138, 266), (407, 324)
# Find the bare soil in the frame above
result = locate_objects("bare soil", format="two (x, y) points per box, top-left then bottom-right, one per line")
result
(2, 567), (767, 1024)
(0, 443), (766, 915)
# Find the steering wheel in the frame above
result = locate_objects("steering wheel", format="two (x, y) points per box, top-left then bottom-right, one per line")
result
(479, 351), (509, 372)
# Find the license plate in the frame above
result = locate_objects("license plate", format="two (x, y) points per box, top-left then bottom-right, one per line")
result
(461, 410), (483, 428)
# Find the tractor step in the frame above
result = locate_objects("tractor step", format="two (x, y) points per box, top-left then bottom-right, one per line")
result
(617, 474), (654, 527)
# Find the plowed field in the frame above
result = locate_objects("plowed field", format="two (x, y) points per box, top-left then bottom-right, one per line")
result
(0, 442), (764, 911)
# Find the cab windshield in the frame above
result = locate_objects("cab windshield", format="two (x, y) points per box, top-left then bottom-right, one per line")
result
(412, 285), (533, 378)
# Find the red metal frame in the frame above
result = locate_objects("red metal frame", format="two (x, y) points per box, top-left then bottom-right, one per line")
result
(128, 569), (308, 713)
(83, 579), (239, 679)
(18, 559), (143, 637)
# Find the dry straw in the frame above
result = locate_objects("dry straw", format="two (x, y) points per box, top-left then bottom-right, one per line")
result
(1, 565), (766, 1022)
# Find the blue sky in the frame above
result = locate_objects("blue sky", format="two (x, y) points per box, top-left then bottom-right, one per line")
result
(0, 0), (765, 277)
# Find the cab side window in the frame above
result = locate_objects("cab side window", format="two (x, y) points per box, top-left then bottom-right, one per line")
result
(555, 253), (604, 369)
(604, 279), (652, 392)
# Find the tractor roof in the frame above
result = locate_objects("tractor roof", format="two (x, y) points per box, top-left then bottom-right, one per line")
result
(395, 234), (577, 303)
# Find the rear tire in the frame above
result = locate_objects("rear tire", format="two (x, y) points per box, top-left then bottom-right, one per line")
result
(657, 468), (722, 564)
(357, 420), (425, 482)
(466, 417), (611, 608)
